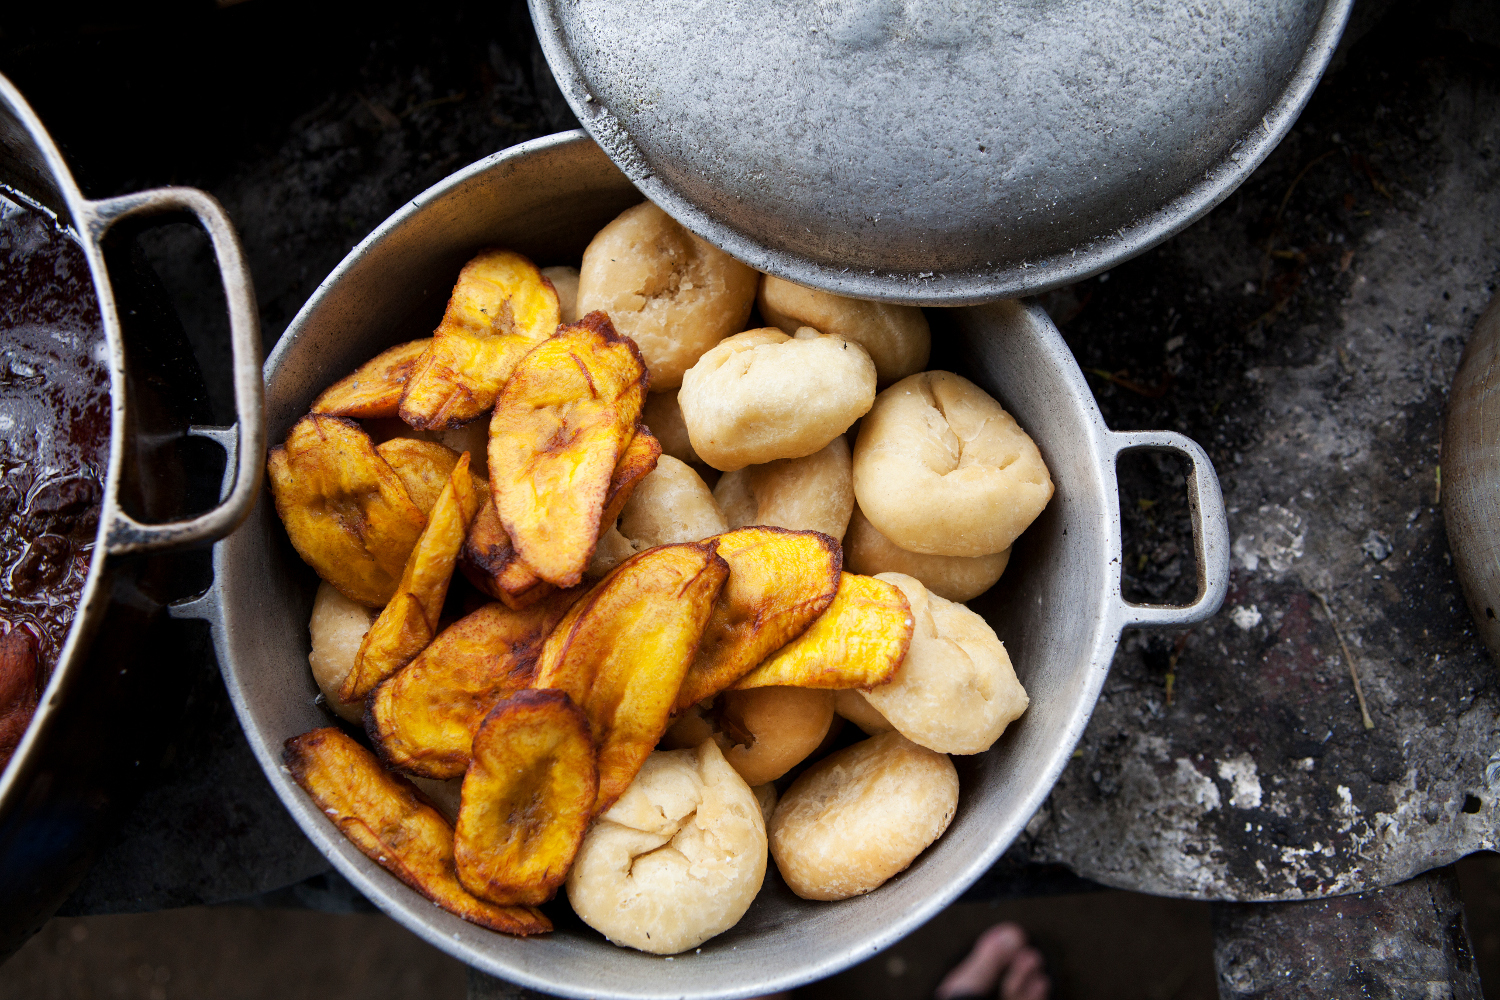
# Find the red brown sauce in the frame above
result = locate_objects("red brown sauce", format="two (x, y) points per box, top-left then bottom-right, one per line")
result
(0, 190), (110, 761)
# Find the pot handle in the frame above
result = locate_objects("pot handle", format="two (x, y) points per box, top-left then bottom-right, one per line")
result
(82, 187), (266, 555)
(1106, 430), (1230, 628)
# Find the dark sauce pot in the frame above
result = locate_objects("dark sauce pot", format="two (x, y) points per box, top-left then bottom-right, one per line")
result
(0, 74), (264, 957)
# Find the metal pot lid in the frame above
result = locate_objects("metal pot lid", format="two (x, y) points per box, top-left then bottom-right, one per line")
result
(530, 0), (1352, 305)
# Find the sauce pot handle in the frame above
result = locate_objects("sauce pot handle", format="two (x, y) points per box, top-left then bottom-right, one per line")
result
(82, 187), (266, 555)
(1106, 429), (1230, 628)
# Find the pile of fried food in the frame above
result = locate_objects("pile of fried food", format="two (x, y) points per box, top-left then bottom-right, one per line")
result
(267, 201), (1054, 956)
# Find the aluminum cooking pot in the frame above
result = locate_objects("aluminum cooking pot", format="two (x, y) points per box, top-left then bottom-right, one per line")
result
(202, 131), (1228, 998)
(0, 75), (264, 958)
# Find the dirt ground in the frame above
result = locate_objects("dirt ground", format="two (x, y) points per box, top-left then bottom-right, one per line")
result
(7, 856), (1500, 1000)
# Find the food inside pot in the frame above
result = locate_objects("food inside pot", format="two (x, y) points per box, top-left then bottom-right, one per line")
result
(0, 191), (109, 767)
(268, 200), (1053, 952)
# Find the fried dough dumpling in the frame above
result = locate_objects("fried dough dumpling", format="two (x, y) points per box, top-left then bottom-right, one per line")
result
(662, 686), (834, 786)
(758, 275), (930, 386)
(311, 339), (431, 419)
(576, 201), (758, 389)
(541, 265), (580, 324)
(680, 328), (876, 472)
(839, 573), (1027, 755)
(566, 740), (767, 954)
(307, 580), (376, 723)
(267, 415), (426, 607)
(642, 390), (706, 470)
(587, 456), (726, 577)
(770, 731), (956, 901)
(852, 371), (1052, 557)
(714, 437), (854, 542)
(399, 248), (561, 429)
(843, 506), (1010, 602)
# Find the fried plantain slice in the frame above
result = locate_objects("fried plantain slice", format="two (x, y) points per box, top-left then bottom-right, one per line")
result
(367, 591), (583, 779)
(376, 438), (462, 514)
(461, 425), (661, 607)
(489, 312), (648, 589)
(312, 339), (433, 419)
(399, 249), (561, 430)
(268, 415), (427, 607)
(534, 541), (728, 813)
(599, 424), (661, 529)
(454, 689), (597, 906)
(675, 526), (843, 710)
(282, 727), (550, 935)
(342, 455), (483, 701)
(733, 572), (914, 691)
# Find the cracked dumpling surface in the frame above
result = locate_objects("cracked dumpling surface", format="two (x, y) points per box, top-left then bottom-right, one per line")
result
(843, 506), (1009, 602)
(680, 327), (876, 472)
(841, 573), (1027, 755)
(576, 202), (757, 389)
(770, 731), (956, 901)
(588, 456), (728, 576)
(566, 739), (767, 954)
(758, 274), (930, 385)
(714, 437), (854, 542)
(852, 371), (1051, 557)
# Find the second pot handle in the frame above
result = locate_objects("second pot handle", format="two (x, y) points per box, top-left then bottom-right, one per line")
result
(83, 187), (266, 555)
(1108, 429), (1230, 629)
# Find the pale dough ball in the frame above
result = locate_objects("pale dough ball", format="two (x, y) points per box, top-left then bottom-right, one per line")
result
(662, 687), (835, 787)
(713, 437), (854, 542)
(576, 202), (758, 388)
(833, 688), (895, 737)
(758, 275), (930, 385)
(842, 573), (1027, 755)
(680, 327), (876, 471)
(567, 740), (767, 954)
(752, 784), (778, 827)
(770, 731), (956, 901)
(588, 457), (726, 576)
(541, 265), (580, 324)
(844, 506), (1010, 602)
(853, 371), (1052, 557)
(643, 390), (704, 468)
(618, 456), (728, 547)
(307, 580), (376, 723)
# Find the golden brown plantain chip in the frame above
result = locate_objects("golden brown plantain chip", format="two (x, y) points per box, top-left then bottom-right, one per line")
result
(399, 249), (560, 429)
(311, 339), (432, 419)
(282, 727), (550, 935)
(342, 454), (483, 701)
(367, 591), (583, 779)
(599, 424), (661, 529)
(534, 542), (728, 813)
(489, 312), (648, 589)
(454, 689), (597, 906)
(267, 415), (427, 607)
(733, 572), (914, 691)
(376, 438), (461, 514)
(461, 425), (661, 607)
(675, 526), (842, 710)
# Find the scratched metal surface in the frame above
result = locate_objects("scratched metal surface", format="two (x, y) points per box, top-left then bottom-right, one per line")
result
(532, 0), (1351, 303)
